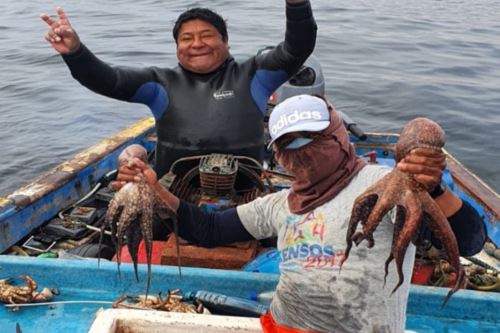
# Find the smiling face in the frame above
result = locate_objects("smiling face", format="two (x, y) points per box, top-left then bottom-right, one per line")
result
(176, 19), (230, 74)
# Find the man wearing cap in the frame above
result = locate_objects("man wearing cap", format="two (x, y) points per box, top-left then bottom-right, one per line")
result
(126, 94), (486, 333)
(41, 1), (316, 182)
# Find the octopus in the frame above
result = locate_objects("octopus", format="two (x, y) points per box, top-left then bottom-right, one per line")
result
(102, 144), (181, 298)
(340, 117), (464, 307)
(0, 275), (53, 311)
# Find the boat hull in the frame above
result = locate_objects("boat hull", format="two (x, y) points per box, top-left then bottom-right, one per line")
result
(0, 255), (498, 333)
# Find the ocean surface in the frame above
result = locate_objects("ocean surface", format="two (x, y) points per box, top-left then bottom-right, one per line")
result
(1, 0), (499, 197)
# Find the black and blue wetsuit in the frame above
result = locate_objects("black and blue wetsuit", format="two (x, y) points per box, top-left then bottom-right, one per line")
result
(62, 1), (317, 178)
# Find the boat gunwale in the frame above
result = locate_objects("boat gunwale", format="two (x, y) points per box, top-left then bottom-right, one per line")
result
(0, 117), (155, 209)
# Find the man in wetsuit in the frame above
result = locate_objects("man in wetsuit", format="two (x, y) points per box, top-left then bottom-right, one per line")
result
(41, 1), (317, 183)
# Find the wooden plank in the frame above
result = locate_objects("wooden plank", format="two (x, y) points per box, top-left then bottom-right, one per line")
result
(445, 150), (500, 220)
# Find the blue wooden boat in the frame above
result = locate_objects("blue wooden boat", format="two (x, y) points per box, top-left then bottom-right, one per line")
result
(0, 117), (499, 332)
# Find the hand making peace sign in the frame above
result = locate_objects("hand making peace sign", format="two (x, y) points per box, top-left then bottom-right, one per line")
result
(41, 7), (80, 55)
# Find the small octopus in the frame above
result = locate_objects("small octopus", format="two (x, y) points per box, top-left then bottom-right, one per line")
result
(102, 144), (180, 297)
(0, 275), (53, 311)
(340, 117), (464, 306)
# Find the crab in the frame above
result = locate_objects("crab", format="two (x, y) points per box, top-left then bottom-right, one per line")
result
(112, 289), (205, 314)
(0, 275), (53, 311)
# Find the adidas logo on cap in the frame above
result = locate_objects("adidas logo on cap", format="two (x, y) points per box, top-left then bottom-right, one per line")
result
(270, 110), (323, 136)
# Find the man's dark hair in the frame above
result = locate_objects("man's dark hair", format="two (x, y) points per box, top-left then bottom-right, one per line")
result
(173, 8), (228, 42)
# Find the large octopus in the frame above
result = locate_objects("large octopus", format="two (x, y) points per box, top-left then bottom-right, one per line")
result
(340, 117), (464, 306)
(102, 144), (180, 297)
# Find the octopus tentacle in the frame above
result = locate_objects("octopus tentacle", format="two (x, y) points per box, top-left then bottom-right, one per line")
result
(106, 200), (122, 248)
(384, 205), (405, 286)
(391, 193), (423, 294)
(116, 198), (140, 238)
(419, 193), (465, 307)
(352, 188), (397, 248)
(340, 194), (378, 269)
(115, 205), (140, 277)
(106, 205), (124, 276)
(140, 206), (153, 298)
(125, 214), (143, 282)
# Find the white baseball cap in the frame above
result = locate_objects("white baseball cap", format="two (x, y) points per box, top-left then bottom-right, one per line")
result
(268, 94), (330, 149)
